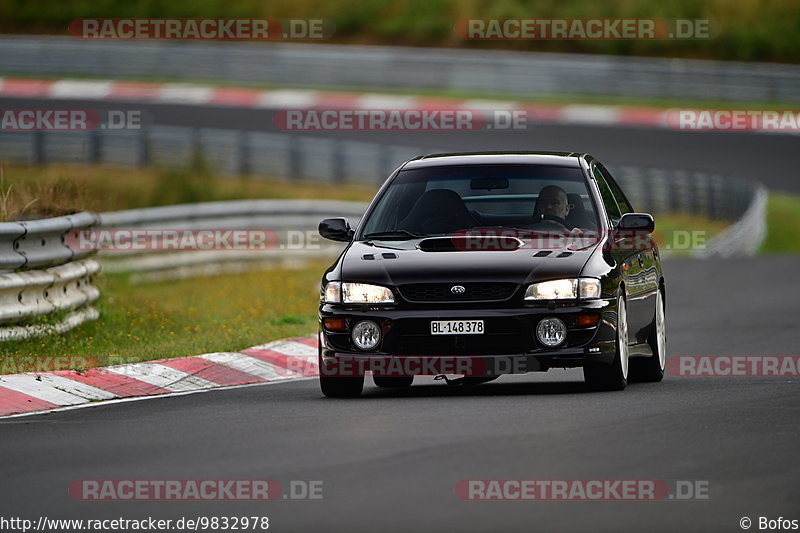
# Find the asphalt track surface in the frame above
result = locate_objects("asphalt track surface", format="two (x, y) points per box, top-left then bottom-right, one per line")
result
(1, 96), (799, 193)
(1, 95), (799, 532)
(1, 256), (799, 532)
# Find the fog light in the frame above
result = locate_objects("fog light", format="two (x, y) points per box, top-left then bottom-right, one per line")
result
(536, 317), (566, 347)
(352, 320), (381, 351)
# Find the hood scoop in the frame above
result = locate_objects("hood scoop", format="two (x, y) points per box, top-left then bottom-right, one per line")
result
(418, 235), (524, 252)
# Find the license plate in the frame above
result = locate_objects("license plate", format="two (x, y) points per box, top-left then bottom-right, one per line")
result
(430, 320), (484, 335)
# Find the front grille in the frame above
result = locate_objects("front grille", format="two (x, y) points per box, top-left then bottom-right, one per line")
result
(398, 283), (517, 302)
(389, 317), (527, 354)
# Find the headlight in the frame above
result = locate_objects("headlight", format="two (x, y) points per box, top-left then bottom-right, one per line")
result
(524, 278), (601, 300)
(322, 282), (395, 304)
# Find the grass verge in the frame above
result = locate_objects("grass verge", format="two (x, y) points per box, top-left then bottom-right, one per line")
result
(761, 193), (800, 253)
(0, 163), (377, 221)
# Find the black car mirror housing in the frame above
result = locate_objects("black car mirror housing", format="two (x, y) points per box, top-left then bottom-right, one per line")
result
(319, 217), (355, 242)
(617, 213), (655, 234)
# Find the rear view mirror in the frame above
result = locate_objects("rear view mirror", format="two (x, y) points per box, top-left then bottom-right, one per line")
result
(319, 218), (354, 242)
(617, 213), (655, 233)
(470, 177), (509, 190)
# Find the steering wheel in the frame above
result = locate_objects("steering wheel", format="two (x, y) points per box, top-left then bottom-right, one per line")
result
(524, 213), (570, 231)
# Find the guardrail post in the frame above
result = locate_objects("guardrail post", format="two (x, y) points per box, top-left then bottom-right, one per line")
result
(31, 131), (44, 165)
(191, 128), (203, 168)
(641, 169), (654, 213)
(378, 144), (391, 181)
(707, 175), (721, 220)
(332, 139), (344, 182)
(137, 128), (150, 167)
(668, 170), (683, 214)
(237, 130), (250, 176)
(289, 137), (302, 180)
(85, 130), (100, 164)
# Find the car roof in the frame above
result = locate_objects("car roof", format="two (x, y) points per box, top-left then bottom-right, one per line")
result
(402, 151), (587, 169)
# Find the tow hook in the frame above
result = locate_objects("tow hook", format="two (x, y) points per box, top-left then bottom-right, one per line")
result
(434, 374), (466, 386)
(434, 375), (499, 386)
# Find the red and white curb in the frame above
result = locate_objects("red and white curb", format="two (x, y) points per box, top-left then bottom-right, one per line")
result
(2, 77), (796, 133)
(0, 336), (319, 418)
(0, 77), (671, 129)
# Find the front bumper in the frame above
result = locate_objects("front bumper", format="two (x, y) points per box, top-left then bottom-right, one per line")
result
(319, 298), (618, 377)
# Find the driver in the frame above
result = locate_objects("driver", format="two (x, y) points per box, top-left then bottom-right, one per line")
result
(531, 185), (583, 233)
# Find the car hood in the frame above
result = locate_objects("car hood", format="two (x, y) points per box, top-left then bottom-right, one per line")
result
(340, 237), (599, 287)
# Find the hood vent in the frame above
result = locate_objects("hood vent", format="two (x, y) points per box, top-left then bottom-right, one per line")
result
(362, 252), (398, 260)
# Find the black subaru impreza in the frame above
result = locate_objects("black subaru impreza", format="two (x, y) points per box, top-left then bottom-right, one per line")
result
(317, 152), (666, 397)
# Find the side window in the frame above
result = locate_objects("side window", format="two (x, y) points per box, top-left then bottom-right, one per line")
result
(592, 165), (622, 223)
(597, 164), (633, 214)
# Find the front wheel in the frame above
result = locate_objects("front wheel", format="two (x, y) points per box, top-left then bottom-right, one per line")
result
(584, 294), (629, 391)
(319, 355), (364, 398)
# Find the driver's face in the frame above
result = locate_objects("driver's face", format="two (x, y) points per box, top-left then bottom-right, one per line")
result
(538, 191), (570, 219)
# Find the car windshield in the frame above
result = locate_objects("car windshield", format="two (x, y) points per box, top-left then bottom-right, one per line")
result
(360, 164), (599, 239)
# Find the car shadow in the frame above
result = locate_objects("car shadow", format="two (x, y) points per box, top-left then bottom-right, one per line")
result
(359, 376), (595, 398)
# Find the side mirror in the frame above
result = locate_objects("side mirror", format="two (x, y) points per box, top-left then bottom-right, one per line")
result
(617, 213), (655, 234)
(319, 217), (354, 242)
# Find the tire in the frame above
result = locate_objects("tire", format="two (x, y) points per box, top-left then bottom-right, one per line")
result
(584, 294), (629, 391)
(373, 375), (414, 388)
(630, 289), (666, 382)
(319, 355), (364, 398)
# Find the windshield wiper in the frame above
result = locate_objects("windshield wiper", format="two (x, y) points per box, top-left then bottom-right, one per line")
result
(362, 230), (425, 240)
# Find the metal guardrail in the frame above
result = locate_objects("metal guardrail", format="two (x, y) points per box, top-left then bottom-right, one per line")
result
(1, 36), (799, 102)
(694, 186), (768, 258)
(0, 125), (758, 222)
(0, 127), (425, 186)
(0, 211), (99, 273)
(0, 212), (100, 340)
(98, 200), (367, 281)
